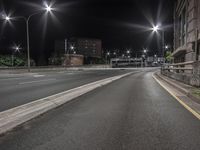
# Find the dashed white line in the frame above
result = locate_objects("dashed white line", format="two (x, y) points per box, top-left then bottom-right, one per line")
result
(0, 77), (23, 81)
(33, 75), (45, 78)
(19, 79), (56, 85)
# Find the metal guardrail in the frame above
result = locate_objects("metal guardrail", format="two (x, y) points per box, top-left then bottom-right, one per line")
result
(162, 61), (194, 73)
(168, 61), (194, 66)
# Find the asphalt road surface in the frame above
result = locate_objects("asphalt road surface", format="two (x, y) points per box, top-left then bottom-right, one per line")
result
(0, 69), (134, 112)
(1, 69), (200, 150)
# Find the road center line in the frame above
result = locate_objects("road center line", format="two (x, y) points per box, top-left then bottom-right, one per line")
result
(19, 79), (57, 85)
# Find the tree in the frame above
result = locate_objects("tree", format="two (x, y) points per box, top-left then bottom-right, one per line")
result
(165, 51), (173, 63)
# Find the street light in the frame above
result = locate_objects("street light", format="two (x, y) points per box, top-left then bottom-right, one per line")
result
(105, 51), (110, 64)
(152, 25), (159, 32)
(15, 46), (20, 52)
(11, 45), (21, 67)
(45, 6), (52, 12)
(3, 2), (55, 72)
(70, 45), (75, 54)
(165, 45), (169, 49)
(70, 46), (74, 50)
(152, 24), (165, 59)
(5, 16), (10, 21)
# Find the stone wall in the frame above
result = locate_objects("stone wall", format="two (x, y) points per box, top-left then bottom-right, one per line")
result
(162, 67), (200, 87)
(63, 54), (84, 66)
(173, 0), (199, 63)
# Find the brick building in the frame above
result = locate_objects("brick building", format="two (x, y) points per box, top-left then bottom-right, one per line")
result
(63, 54), (84, 66)
(173, 0), (200, 63)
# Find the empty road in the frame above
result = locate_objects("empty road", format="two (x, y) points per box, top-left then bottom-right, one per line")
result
(0, 69), (200, 150)
(0, 69), (134, 111)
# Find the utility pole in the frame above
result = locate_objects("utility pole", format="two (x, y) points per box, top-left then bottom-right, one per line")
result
(65, 39), (68, 54)
(162, 30), (165, 62)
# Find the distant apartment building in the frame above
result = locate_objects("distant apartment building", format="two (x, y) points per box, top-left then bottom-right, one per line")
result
(173, 0), (200, 63)
(68, 38), (102, 58)
(54, 38), (102, 58)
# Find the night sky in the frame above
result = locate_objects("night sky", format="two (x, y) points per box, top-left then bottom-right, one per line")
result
(0, 0), (174, 65)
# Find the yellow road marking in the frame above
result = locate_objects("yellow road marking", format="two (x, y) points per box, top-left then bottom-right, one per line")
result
(152, 73), (200, 120)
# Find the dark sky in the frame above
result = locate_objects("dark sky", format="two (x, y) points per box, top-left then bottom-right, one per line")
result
(0, 0), (174, 64)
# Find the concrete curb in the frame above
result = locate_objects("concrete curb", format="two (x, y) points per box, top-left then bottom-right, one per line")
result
(153, 72), (200, 120)
(155, 72), (190, 95)
(0, 72), (133, 135)
(155, 72), (200, 104)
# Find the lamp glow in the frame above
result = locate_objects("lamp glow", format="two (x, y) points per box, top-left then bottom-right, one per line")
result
(144, 49), (147, 53)
(70, 46), (74, 50)
(45, 5), (52, 12)
(5, 16), (10, 21)
(152, 25), (159, 32)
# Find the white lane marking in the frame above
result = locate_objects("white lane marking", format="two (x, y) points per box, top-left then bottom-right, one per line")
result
(58, 71), (65, 73)
(0, 72), (133, 135)
(0, 77), (23, 81)
(19, 79), (56, 85)
(33, 75), (45, 78)
(58, 71), (75, 74)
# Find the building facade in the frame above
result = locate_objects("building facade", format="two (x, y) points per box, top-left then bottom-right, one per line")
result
(173, 0), (200, 64)
(54, 38), (102, 58)
(63, 54), (84, 66)
(68, 38), (102, 58)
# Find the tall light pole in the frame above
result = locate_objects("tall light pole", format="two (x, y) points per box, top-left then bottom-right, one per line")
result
(3, 3), (54, 72)
(143, 48), (148, 67)
(106, 52), (110, 64)
(152, 25), (165, 59)
(113, 52), (117, 59)
(11, 45), (21, 67)
(143, 49), (147, 54)
(126, 50), (130, 56)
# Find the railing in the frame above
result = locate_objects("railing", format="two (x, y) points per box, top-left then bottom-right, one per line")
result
(161, 61), (194, 74)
